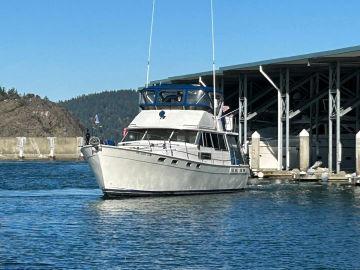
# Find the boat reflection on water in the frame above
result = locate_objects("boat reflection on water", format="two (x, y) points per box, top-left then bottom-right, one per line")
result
(89, 193), (244, 220)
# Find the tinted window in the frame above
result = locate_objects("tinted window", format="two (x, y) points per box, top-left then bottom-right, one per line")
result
(198, 133), (203, 146)
(211, 133), (219, 150)
(146, 129), (173, 141)
(199, 152), (211, 160)
(171, 130), (198, 144)
(141, 90), (156, 104)
(227, 135), (241, 165)
(204, 133), (213, 148)
(187, 90), (213, 107)
(123, 129), (146, 142)
(158, 90), (183, 103)
(218, 134), (227, 150)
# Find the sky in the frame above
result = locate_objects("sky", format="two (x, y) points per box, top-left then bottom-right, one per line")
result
(1, 0), (360, 101)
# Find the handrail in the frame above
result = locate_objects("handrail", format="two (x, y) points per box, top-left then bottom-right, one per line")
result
(122, 142), (232, 163)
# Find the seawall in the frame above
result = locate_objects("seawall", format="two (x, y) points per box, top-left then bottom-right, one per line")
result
(0, 137), (84, 160)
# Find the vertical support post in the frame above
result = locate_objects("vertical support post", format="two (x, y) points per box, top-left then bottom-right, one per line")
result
(279, 69), (289, 170)
(243, 75), (248, 154)
(315, 73), (320, 160)
(336, 63), (341, 174)
(285, 68), (290, 170)
(309, 76), (314, 163)
(238, 74), (248, 153)
(238, 75), (243, 145)
(356, 72), (360, 133)
(221, 76), (224, 93)
(328, 62), (341, 174)
(251, 131), (260, 170)
(278, 72), (284, 171)
(299, 129), (310, 172)
(356, 131), (360, 175)
(328, 64), (335, 173)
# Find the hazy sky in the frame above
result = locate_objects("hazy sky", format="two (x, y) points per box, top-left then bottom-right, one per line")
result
(1, 0), (360, 101)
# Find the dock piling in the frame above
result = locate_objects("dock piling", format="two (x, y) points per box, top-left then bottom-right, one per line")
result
(356, 131), (360, 175)
(299, 129), (309, 172)
(251, 131), (260, 171)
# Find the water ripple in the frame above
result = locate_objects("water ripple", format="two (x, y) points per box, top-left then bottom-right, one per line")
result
(0, 161), (360, 269)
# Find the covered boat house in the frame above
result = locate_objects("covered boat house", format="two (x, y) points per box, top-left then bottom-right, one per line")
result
(150, 45), (360, 174)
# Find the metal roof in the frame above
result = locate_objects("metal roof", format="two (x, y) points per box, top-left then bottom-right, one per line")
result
(151, 45), (360, 84)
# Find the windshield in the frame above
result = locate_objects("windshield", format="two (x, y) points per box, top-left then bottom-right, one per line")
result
(145, 129), (173, 141)
(157, 90), (184, 103)
(140, 90), (156, 104)
(171, 130), (198, 144)
(122, 129), (198, 144)
(187, 90), (213, 108)
(122, 129), (147, 142)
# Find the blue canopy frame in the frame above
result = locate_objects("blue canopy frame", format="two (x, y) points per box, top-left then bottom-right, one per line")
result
(139, 84), (223, 111)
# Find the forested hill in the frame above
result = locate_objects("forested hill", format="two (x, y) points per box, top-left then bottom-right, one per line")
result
(59, 90), (139, 141)
(0, 86), (83, 137)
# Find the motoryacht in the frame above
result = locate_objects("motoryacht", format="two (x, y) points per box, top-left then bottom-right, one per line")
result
(81, 84), (249, 197)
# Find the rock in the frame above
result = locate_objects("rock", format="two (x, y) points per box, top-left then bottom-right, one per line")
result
(0, 95), (83, 137)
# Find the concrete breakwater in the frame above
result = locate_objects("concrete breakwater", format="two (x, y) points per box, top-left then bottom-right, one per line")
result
(0, 137), (84, 160)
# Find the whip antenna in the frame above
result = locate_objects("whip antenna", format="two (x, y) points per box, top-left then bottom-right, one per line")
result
(146, 0), (156, 87)
(210, 0), (217, 118)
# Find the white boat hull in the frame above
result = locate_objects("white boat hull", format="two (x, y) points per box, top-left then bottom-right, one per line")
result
(81, 145), (249, 197)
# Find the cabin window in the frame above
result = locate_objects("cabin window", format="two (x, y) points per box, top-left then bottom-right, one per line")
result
(204, 133), (213, 148)
(198, 132), (227, 150)
(227, 135), (241, 165)
(158, 90), (183, 103)
(145, 129), (173, 141)
(186, 90), (213, 108)
(211, 133), (219, 150)
(171, 130), (197, 144)
(199, 152), (211, 160)
(198, 133), (203, 146)
(122, 129), (147, 142)
(218, 134), (227, 150)
(141, 90), (156, 104)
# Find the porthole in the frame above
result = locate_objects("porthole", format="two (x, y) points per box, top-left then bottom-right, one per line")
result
(171, 160), (178, 165)
(186, 162), (192, 167)
(196, 164), (201, 169)
(158, 157), (166, 162)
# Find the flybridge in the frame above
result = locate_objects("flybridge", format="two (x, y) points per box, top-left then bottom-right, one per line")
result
(139, 84), (223, 114)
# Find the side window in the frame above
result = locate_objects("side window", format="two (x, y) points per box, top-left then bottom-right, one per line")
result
(218, 134), (227, 150)
(227, 135), (241, 165)
(204, 133), (213, 148)
(211, 133), (219, 150)
(198, 132), (203, 146)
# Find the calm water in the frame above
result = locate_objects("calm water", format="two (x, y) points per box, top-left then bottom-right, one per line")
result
(1, 161), (360, 269)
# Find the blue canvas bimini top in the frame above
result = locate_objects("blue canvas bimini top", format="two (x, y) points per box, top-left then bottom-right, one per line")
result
(139, 84), (222, 113)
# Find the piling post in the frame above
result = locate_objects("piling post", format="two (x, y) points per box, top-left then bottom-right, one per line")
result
(299, 129), (310, 172)
(77, 137), (84, 158)
(251, 131), (260, 170)
(356, 131), (360, 175)
(16, 137), (26, 159)
(48, 137), (56, 159)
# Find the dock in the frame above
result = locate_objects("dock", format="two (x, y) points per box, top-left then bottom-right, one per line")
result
(151, 45), (360, 185)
